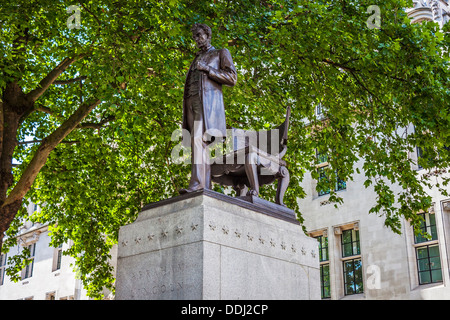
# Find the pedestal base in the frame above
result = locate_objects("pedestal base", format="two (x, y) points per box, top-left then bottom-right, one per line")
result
(115, 190), (320, 300)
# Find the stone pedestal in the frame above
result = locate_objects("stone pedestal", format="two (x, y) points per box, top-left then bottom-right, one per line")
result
(115, 190), (320, 300)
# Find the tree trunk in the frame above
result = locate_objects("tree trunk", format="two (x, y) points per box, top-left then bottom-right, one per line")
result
(0, 82), (31, 255)
(0, 199), (23, 255)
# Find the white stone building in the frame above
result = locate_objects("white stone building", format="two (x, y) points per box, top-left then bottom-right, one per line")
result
(0, 203), (89, 300)
(300, 150), (450, 299)
(407, 0), (450, 26)
(299, 0), (450, 300)
(301, 0), (450, 297)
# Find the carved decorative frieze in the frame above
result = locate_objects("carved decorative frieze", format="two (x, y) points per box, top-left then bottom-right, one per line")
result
(443, 201), (450, 211)
(19, 231), (41, 247)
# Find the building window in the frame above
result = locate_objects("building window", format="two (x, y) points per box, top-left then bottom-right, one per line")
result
(22, 243), (36, 280)
(318, 167), (330, 196)
(316, 151), (346, 196)
(316, 102), (324, 116)
(0, 253), (7, 286)
(416, 244), (443, 285)
(413, 212), (442, 285)
(343, 258), (364, 295)
(416, 146), (424, 170)
(416, 146), (443, 170)
(315, 235), (330, 299)
(341, 229), (360, 257)
(341, 229), (363, 295)
(335, 172), (347, 192)
(415, 212), (437, 243)
(320, 264), (331, 299)
(317, 151), (329, 166)
(46, 292), (56, 300)
(317, 235), (329, 262)
(53, 244), (63, 271)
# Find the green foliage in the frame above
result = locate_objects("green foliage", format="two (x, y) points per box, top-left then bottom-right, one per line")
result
(1, 0), (449, 298)
(5, 248), (31, 282)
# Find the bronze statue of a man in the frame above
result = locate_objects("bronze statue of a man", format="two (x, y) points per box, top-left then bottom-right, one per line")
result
(180, 23), (237, 194)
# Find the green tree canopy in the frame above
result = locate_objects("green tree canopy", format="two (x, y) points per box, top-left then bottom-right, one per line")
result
(1, 0), (449, 298)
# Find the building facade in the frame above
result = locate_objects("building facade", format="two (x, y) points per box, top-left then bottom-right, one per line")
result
(299, 0), (450, 300)
(0, 203), (90, 300)
(406, 0), (450, 27)
(300, 151), (450, 299)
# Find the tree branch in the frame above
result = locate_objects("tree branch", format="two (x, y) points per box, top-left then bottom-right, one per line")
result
(4, 98), (101, 206)
(322, 58), (358, 72)
(79, 3), (102, 26)
(53, 76), (87, 85)
(28, 105), (65, 122)
(77, 115), (115, 130)
(34, 105), (55, 115)
(26, 55), (84, 103)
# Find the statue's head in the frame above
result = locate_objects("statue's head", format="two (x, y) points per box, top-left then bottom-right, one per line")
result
(191, 23), (211, 50)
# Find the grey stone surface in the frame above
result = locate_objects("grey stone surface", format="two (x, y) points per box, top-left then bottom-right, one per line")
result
(115, 191), (320, 300)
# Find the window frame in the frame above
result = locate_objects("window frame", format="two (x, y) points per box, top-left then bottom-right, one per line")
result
(414, 212), (438, 244)
(343, 257), (364, 295)
(316, 151), (347, 197)
(320, 263), (331, 299)
(21, 243), (36, 280)
(0, 253), (7, 286)
(341, 229), (361, 258)
(340, 228), (364, 296)
(415, 244), (443, 285)
(412, 212), (443, 286)
(53, 244), (63, 272)
(315, 234), (331, 299)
